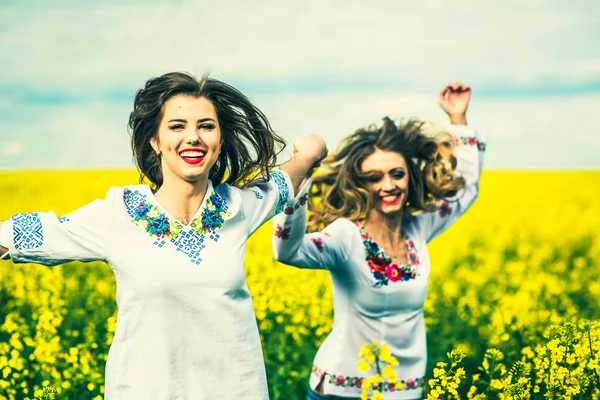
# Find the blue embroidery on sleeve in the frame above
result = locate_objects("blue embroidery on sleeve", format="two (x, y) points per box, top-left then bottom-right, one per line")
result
(12, 213), (44, 251)
(252, 189), (264, 200)
(124, 189), (149, 218)
(58, 216), (70, 223)
(270, 171), (290, 214)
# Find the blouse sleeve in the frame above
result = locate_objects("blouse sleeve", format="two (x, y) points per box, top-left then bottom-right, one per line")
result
(0, 187), (117, 265)
(272, 178), (351, 270)
(416, 125), (486, 243)
(240, 170), (294, 236)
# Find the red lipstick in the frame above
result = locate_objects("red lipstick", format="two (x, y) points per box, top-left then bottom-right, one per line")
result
(179, 148), (206, 165)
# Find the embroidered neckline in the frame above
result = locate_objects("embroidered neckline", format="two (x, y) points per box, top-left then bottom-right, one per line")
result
(128, 187), (229, 239)
(124, 185), (230, 265)
(354, 221), (420, 287)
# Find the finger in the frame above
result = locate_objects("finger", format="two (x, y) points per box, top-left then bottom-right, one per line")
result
(456, 83), (469, 92)
(449, 82), (461, 91)
(439, 86), (449, 102)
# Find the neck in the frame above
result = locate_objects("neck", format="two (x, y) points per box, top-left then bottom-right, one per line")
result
(363, 209), (404, 245)
(154, 174), (210, 224)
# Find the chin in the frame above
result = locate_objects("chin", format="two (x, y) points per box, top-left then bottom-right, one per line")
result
(379, 206), (404, 216)
(175, 169), (208, 183)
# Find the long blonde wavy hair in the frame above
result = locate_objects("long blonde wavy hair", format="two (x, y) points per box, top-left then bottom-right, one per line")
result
(307, 117), (465, 232)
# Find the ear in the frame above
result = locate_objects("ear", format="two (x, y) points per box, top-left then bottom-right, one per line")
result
(150, 137), (160, 155)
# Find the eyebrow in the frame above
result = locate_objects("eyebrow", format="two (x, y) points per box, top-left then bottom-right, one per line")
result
(167, 118), (217, 123)
(362, 167), (406, 174)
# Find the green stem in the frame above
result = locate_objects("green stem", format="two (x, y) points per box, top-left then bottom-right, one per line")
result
(587, 326), (600, 387)
(375, 356), (383, 393)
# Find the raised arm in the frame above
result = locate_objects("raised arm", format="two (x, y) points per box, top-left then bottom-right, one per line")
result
(417, 82), (486, 243)
(279, 134), (328, 196)
(239, 134), (328, 236)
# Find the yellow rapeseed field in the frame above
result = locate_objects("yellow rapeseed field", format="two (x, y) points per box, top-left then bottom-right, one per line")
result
(0, 170), (599, 399)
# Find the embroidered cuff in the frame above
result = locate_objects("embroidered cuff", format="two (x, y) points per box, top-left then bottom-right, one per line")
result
(270, 170), (295, 215)
(448, 125), (486, 151)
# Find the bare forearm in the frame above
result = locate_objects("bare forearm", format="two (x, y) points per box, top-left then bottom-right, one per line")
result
(449, 114), (467, 126)
(279, 155), (314, 196)
(279, 133), (327, 195)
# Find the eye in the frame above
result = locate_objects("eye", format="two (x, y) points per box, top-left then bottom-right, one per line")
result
(169, 124), (185, 131)
(366, 175), (382, 183)
(392, 171), (406, 179)
(199, 123), (216, 131)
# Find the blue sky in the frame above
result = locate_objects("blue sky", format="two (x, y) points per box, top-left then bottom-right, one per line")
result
(0, 0), (598, 169)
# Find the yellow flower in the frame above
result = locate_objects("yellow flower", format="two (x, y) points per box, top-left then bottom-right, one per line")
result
(359, 345), (373, 358)
(358, 359), (371, 373)
(382, 365), (397, 383)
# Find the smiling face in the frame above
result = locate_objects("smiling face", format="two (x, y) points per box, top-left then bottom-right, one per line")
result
(361, 149), (409, 215)
(150, 95), (221, 186)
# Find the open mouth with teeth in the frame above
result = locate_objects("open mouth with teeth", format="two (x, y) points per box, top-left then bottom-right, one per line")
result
(179, 149), (206, 165)
(380, 194), (401, 206)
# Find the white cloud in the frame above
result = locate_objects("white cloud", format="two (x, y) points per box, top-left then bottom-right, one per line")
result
(1, 142), (25, 157)
(0, 0), (598, 91)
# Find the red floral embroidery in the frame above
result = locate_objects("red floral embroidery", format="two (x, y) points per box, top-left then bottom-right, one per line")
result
(284, 193), (309, 215)
(439, 201), (452, 217)
(368, 256), (387, 274)
(311, 366), (424, 392)
(274, 224), (291, 240)
(454, 136), (486, 151)
(355, 221), (420, 287)
(385, 264), (403, 282)
(312, 366), (325, 379)
(311, 237), (324, 253)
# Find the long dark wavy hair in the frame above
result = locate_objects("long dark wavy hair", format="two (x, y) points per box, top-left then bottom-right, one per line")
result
(307, 117), (466, 231)
(129, 72), (286, 189)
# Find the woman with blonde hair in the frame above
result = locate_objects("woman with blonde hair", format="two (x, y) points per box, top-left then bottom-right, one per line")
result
(273, 82), (485, 400)
(0, 71), (327, 399)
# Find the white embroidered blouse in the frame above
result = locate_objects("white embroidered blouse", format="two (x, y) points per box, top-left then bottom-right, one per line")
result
(0, 171), (294, 400)
(272, 125), (486, 399)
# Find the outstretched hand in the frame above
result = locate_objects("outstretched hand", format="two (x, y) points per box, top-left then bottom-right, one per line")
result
(439, 82), (471, 125)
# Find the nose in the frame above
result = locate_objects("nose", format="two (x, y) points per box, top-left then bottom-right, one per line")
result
(185, 126), (202, 145)
(381, 175), (395, 191)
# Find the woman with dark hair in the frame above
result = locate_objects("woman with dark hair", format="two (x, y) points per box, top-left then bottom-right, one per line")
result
(273, 82), (485, 400)
(0, 72), (327, 399)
